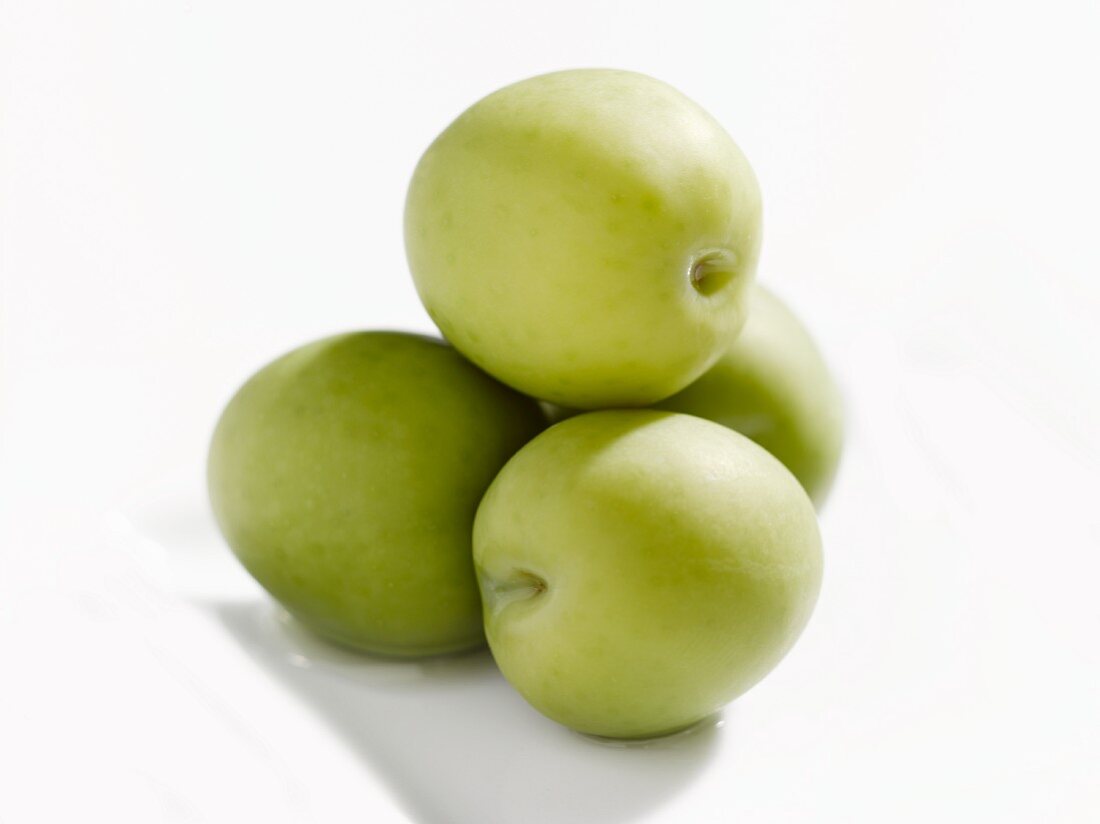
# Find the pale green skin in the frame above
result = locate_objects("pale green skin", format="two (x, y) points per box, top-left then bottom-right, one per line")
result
(655, 285), (844, 506)
(474, 410), (822, 739)
(405, 69), (762, 408)
(208, 332), (545, 657)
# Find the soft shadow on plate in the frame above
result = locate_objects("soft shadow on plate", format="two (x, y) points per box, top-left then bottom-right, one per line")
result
(130, 502), (721, 824)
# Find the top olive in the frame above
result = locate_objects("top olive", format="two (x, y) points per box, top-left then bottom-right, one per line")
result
(405, 69), (762, 408)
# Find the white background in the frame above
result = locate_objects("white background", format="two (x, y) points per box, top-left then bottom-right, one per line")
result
(2, 1), (1099, 822)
